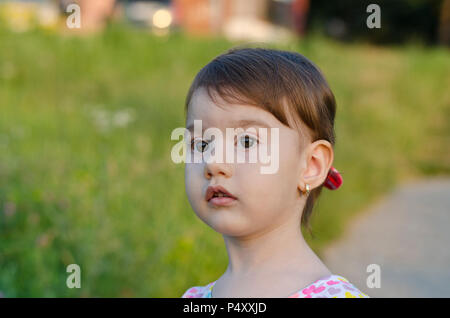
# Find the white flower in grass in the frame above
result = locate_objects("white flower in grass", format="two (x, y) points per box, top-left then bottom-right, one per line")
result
(112, 108), (136, 128)
(91, 109), (111, 133)
(89, 107), (136, 133)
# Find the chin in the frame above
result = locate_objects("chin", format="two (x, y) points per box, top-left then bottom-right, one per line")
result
(205, 214), (253, 237)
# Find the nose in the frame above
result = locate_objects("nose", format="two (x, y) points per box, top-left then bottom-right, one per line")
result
(204, 161), (233, 179)
(203, 136), (234, 179)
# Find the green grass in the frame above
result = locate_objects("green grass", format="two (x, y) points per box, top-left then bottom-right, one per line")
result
(0, 23), (449, 297)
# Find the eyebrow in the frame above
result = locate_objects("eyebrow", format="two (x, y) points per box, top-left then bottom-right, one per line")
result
(186, 119), (271, 132)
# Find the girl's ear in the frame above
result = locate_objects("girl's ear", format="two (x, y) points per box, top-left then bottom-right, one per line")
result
(298, 140), (334, 192)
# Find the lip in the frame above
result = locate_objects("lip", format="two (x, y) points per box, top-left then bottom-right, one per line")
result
(205, 185), (237, 204)
(208, 196), (237, 207)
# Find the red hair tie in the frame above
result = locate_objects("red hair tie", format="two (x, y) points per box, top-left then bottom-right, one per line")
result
(324, 166), (343, 190)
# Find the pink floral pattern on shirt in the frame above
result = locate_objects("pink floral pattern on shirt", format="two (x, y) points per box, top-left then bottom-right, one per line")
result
(181, 274), (369, 298)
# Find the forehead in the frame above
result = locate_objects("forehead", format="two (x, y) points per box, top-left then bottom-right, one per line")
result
(186, 87), (279, 129)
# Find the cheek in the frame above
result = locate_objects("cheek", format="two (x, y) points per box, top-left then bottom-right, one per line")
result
(184, 164), (204, 206)
(238, 152), (297, 208)
(235, 164), (282, 207)
(278, 136), (302, 193)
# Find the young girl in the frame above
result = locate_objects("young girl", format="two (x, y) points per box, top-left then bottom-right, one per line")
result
(181, 47), (369, 298)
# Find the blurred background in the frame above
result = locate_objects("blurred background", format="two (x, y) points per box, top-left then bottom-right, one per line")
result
(0, 0), (449, 297)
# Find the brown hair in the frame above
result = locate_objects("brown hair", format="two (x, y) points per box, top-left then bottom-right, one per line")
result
(184, 46), (336, 232)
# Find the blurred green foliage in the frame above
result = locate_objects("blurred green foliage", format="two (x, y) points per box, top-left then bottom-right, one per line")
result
(0, 23), (449, 297)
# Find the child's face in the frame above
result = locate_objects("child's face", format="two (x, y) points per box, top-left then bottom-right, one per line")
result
(185, 87), (309, 237)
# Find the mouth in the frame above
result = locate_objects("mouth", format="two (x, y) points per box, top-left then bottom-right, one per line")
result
(206, 185), (237, 206)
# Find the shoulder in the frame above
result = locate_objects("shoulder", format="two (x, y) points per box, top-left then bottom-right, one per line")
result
(181, 281), (215, 298)
(289, 274), (370, 298)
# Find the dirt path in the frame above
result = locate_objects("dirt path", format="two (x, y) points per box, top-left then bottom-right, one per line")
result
(322, 177), (450, 297)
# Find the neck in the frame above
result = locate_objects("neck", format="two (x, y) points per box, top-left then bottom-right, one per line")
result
(222, 215), (328, 278)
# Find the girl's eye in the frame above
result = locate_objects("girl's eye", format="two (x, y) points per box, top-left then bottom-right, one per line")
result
(237, 134), (258, 149)
(191, 139), (209, 153)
